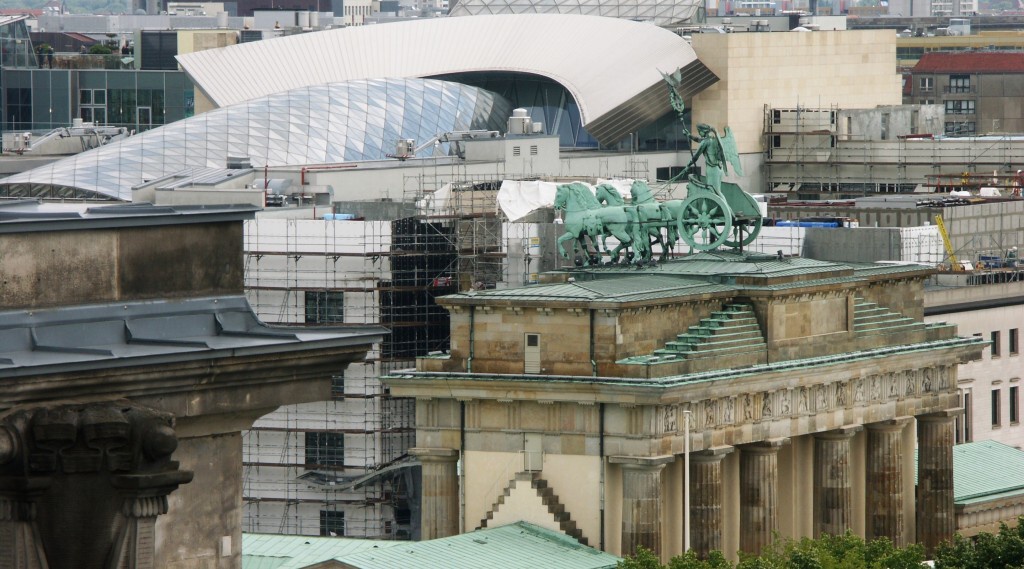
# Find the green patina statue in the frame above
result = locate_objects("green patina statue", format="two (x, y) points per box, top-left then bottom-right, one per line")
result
(551, 72), (765, 263)
(663, 69), (763, 251)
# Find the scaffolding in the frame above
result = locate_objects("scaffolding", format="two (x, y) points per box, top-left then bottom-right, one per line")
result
(240, 171), (522, 539)
(763, 104), (1024, 197)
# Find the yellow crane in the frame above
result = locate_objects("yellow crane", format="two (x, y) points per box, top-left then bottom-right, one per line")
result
(934, 215), (962, 272)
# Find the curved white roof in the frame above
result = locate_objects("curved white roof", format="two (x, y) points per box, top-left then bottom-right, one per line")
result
(448, 0), (700, 27)
(177, 14), (717, 144)
(0, 78), (510, 201)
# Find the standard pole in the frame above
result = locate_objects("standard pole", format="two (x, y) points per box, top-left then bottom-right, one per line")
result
(684, 409), (691, 553)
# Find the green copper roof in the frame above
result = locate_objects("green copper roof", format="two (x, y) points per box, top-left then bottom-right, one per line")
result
(332, 522), (620, 569)
(442, 254), (930, 305)
(915, 440), (1024, 506)
(242, 523), (619, 569)
(448, 274), (734, 303)
(242, 534), (396, 569)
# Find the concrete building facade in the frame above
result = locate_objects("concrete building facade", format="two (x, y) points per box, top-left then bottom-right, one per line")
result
(906, 52), (1024, 136)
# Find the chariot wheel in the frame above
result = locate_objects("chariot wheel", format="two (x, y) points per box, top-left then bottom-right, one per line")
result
(724, 216), (763, 249)
(679, 193), (732, 251)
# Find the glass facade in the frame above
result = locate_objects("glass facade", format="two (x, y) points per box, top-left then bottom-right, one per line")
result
(0, 18), (37, 70)
(1, 69), (192, 134)
(0, 78), (512, 201)
(448, 0), (700, 27)
(432, 71), (692, 151)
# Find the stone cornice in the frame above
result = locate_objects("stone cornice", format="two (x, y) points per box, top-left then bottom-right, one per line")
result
(387, 337), (985, 404)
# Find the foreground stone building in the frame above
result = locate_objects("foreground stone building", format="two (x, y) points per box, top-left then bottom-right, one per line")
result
(0, 201), (383, 569)
(385, 251), (985, 561)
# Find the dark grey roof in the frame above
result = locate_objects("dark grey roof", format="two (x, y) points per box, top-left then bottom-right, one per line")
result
(0, 199), (259, 233)
(0, 295), (386, 378)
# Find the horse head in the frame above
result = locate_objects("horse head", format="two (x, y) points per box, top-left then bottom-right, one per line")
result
(630, 180), (653, 204)
(553, 184), (569, 210)
(595, 184), (624, 206)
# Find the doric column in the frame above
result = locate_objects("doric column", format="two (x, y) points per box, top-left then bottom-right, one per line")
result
(866, 417), (910, 546)
(739, 439), (788, 555)
(813, 425), (861, 538)
(689, 446), (733, 559)
(917, 410), (959, 555)
(410, 447), (460, 540)
(610, 455), (673, 557)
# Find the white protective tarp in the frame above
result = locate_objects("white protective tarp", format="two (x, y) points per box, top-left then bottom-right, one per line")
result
(497, 178), (635, 221)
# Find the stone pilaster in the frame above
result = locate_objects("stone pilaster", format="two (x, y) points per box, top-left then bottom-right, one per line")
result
(917, 410), (959, 555)
(410, 447), (460, 540)
(610, 455), (673, 557)
(689, 446), (733, 559)
(866, 417), (910, 546)
(108, 494), (170, 569)
(0, 480), (50, 569)
(813, 425), (861, 538)
(739, 439), (788, 555)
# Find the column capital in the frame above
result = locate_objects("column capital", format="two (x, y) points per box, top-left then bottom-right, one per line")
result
(866, 416), (912, 432)
(815, 424), (862, 440)
(917, 408), (962, 422)
(690, 446), (734, 463)
(410, 447), (460, 463)
(742, 438), (790, 453)
(610, 454), (674, 468)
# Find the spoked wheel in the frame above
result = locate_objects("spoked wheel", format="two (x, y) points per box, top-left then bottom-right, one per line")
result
(680, 193), (732, 251)
(724, 215), (763, 249)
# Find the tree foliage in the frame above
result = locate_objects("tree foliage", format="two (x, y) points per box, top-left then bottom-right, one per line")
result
(934, 520), (1024, 569)
(618, 531), (927, 569)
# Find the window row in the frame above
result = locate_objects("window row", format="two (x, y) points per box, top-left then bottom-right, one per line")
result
(991, 385), (1020, 428)
(988, 328), (1019, 358)
(944, 121), (975, 136)
(915, 74), (971, 93)
(944, 99), (975, 115)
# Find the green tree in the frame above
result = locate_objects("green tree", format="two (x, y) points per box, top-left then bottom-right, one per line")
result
(88, 44), (111, 55)
(934, 518), (1024, 569)
(618, 546), (665, 569)
(617, 532), (925, 569)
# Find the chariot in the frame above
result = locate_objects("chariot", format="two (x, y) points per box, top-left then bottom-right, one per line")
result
(678, 174), (763, 251)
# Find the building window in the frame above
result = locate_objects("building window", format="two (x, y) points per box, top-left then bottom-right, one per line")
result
(992, 389), (1001, 427)
(524, 333), (540, 374)
(948, 74), (971, 93)
(881, 113), (890, 140)
(80, 89), (107, 124)
(944, 99), (975, 115)
(958, 390), (972, 443)
(1011, 385), (1020, 424)
(305, 431), (345, 467)
(1010, 329), (1019, 355)
(945, 121), (976, 136)
(529, 145), (538, 156)
(330, 375), (345, 400)
(512, 146), (521, 157)
(991, 330), (1001, 357)
(919, 77), (934, 92)
(320, 510), (345, 537)
(305, 291), (344, 324)
(5, 87), (31, 131)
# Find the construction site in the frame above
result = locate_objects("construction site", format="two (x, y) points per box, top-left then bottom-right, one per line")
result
(239, 174), (561, 539)
(763, 105), (1024, 197)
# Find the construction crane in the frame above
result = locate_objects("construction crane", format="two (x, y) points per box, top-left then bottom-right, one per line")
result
(934, 214), (962, 272)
